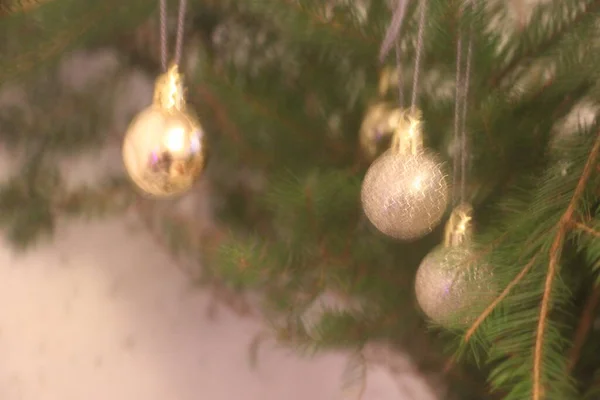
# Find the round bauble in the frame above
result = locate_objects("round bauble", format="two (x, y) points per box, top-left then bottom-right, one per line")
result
(122, 105), (207, 197)
(415, 245), (496, 326)
(360, 150), (449, 240)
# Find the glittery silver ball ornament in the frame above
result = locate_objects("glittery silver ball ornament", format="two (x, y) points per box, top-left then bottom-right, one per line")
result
(415, 245), (496, 326)
(361, 150), (449, 240)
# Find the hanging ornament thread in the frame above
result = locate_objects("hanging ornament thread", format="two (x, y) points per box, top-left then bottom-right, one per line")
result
(415, 1), (496, 327)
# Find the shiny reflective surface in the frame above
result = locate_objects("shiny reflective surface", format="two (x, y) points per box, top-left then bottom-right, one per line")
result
(122, 106), (206, 197)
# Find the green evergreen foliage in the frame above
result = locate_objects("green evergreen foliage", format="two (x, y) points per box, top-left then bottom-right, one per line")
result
(2, 0), (600, 398)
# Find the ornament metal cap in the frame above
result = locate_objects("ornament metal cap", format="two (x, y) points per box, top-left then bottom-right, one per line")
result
(443, 203), (473, 247)
(153, 64), (187, 111)
(390, 108), (423, 156)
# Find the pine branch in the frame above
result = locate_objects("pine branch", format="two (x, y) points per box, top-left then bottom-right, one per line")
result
(573, 221), (600, 238)
(0, 0), (53, 16)
(568, 284), (600, 372)
(490, 0), (600, 88)
(204, 69), (310, 136)
(195, 84), (272, 167)
(282, 0), (374, 45)
(0, 0), (153, 84)
(197, 85), (244, 145)
(533, 131), (600, 400)
(237, 0), (378, 58)
(203, 68), (346, 160)
(464, 254), (539, 343)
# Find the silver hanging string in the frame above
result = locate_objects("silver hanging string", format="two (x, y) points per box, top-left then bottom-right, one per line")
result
(379, 0), (410, 63)
(395, 40), (404, 109)
(410, 0), (427, 111)
(159, 0), (188, 72)
(452, 27), (463, 205)
(159, 0), (167, 71)
(453, 2), (474, 205)
(174, 0), (188, 66)
(460, 33), (473, 202)
(379, 0), (427, 111)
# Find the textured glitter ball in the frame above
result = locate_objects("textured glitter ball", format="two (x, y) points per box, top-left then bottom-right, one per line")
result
(360, 150), (449, 240)
(415, 245), (496, 326)
(122, 106), (207, 197)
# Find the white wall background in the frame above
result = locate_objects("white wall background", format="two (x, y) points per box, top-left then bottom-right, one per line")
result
(0, 213), (346, 400)
(0, 205), (437, 400)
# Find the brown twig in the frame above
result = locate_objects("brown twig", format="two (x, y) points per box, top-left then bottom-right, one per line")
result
(573, 221), (600, 238)
(568, 284), (600, 372)
(464, 255), (539, 342)
(533, 131), (600, 400)
(443, 355), (456, 374)
(0, 0), (53, 16)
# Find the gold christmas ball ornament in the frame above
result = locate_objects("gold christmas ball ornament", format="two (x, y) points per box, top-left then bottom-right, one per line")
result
(359, 102), (403, 160)
(360, 110), (449, 240)
(415, 205), (496, 327)
(122, 64), (207, 197)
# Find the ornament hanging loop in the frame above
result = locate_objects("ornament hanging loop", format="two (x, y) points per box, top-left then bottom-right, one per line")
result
(443, 203), (473, 247)
(390, 108), (423, 156)
(153, 64), (187, 112)
(159, 0), (188, 72)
